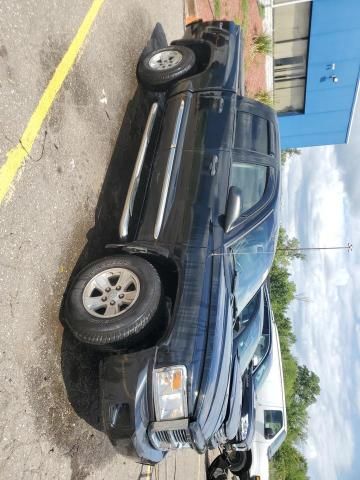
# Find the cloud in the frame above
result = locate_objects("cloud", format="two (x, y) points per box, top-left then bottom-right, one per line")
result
(281, 143), (360, 480)
(355, 364), (360, 417)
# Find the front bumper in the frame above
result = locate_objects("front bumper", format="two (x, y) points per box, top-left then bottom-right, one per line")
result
(100, 347), (206, 463)
(100, 347), (163, 464)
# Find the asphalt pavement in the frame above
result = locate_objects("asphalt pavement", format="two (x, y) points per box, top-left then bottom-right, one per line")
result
(0, 1), (209, 478)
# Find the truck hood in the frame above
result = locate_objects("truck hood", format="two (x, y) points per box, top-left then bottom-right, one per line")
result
(155, 248), (233, 445)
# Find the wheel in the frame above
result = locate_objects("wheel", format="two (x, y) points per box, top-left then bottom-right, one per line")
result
(228, 451), (250, 474)
(207, 455), (229, 480)
(137, 45), (196, 91)
(64, 255), (162, 347)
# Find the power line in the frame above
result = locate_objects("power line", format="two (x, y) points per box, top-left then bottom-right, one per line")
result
(211, 242), (353, 256)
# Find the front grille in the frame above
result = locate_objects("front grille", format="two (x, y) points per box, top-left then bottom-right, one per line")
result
(172, 428), (191, 444)
(155, 430), (172, 444)
(150, 428), (191, 450)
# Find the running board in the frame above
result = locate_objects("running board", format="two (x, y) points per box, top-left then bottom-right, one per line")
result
(119, 102), (159, 240)
(154, 99), (185, 240)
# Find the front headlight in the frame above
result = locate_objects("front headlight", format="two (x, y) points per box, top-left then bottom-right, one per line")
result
(153, 365), (188, 421)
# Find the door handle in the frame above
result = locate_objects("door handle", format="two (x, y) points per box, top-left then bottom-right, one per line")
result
(209, 155), (218, 176)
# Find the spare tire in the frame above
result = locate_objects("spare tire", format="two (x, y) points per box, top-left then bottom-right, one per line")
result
(64, 255), (162, 347)
(137, 45), (196, 91)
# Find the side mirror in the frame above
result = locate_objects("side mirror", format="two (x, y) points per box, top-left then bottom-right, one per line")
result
(225, 186), (242, 233)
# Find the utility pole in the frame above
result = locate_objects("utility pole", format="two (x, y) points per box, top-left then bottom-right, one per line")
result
(278, 242), (353, 253)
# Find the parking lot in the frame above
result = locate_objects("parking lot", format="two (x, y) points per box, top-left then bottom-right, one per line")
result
(0, 1), (209, 478)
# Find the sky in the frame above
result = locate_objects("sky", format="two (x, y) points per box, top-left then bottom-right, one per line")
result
(280, 99), (360, 480)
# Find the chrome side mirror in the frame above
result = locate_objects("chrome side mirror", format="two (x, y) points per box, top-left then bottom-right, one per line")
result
(225, 186), (242, 233)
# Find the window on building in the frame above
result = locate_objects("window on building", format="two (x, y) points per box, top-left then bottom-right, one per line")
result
(273, 1), (312, 114)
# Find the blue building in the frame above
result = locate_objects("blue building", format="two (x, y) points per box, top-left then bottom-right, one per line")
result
(272, 0), (360, 148)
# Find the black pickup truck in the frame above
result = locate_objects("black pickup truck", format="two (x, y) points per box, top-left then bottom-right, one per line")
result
(64, 20), (281, 464)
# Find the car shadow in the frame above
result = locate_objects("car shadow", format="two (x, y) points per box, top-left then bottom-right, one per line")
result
(59, 23), (167, 431)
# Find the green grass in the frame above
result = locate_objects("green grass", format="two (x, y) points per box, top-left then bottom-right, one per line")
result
(253, 33), (272, 55)
(214, 0), (221, 19)
(240, 0), (250, 34)
(257, 1), (266, 19)
(254, 90), (274, 106)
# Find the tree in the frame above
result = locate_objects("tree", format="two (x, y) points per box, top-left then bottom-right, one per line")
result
(281, 148), (301, 165)
(275, 227), (305, 266)
(272, 442), (309, 480)
(269, 227), (320, 480)
(294, 365), (320, 408)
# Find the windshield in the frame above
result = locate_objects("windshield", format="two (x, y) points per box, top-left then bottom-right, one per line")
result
(254, 345), (273, 390)
(238, 288), (262, 325)
(235, 292), (264, 375)
(268, 430), (287, 459)
(231, 210), (278, 314)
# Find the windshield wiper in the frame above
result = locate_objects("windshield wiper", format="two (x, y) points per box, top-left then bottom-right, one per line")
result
(229, 247), (237, 292)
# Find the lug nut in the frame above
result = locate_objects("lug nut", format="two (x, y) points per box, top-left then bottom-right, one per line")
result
(101, 296), (107, 301)
(105, 287), (111, 292)
(110, 300), (115, 305)
(119, 293), (124, 299)
(116, 286), (121, 290)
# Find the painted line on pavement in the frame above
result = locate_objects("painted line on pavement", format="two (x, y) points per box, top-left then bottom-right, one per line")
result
(0, 0), (106, 205)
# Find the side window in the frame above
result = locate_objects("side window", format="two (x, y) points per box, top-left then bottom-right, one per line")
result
(264, 410), (283, 439)
(230, 163), (268, 214)
(253, 333), (270, 367)
(253, 305), (270, 366)
(234, 112), (269, 154)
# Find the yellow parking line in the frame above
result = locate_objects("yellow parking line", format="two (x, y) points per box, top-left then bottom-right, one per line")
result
(0, 0), (106, 205)
(146, 465), (152, 479)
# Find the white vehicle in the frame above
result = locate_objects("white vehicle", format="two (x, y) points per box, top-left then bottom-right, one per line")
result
(247, 308), (287, 480)
(207, 287), (287, 480)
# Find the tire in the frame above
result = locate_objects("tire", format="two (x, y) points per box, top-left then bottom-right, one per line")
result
(228, 451), (250, 474)
(137, 45), (196, 91)
(207, 455), (229, 480)
(64, 255), (162, 347)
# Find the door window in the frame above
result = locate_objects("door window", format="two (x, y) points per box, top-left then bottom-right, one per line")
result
(234, 112), (270, 154)
(264, 410), (283, 439)
(230, 163), (268, 214)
